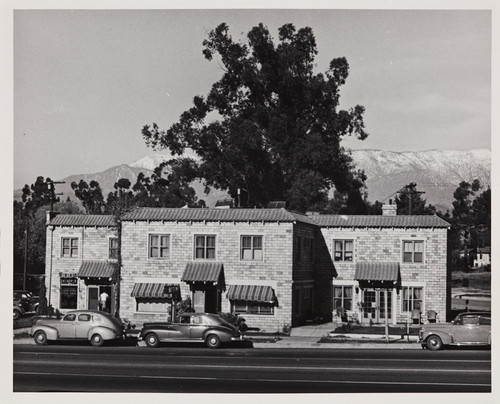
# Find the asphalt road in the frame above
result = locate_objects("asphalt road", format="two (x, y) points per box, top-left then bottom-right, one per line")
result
(13, 344), (491, 393)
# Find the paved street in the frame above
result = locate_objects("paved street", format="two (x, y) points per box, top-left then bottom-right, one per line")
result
(13, 344), (491, 393)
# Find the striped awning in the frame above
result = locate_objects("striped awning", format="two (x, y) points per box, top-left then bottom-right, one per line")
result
(355, 262), (400, 282)
(227, 285), (276, 303)
(77, 261), (116, 279)
(131, 283), (181, 300)
(181, 262), (224, 283)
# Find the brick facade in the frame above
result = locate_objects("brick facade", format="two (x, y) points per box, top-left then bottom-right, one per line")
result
(45, 208), (449, 331)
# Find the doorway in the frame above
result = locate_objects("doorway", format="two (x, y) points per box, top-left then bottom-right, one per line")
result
(193, 286), (221, 313)
(87, 285), (112, 313)
(361, 289), (392, 323)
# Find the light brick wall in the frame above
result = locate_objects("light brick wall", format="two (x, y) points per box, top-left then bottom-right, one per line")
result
(120, 220), (296, 332)
(45, 225), (117, 311)
(320, 226), (448, 323)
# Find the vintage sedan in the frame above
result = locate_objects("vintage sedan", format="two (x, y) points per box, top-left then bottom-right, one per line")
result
(419, 311), (491, 351)
(140, 313), (243, 349)
(31, 310), (125, 347)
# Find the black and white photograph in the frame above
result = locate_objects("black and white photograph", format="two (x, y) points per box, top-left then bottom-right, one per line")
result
(3, 0), (498, 400)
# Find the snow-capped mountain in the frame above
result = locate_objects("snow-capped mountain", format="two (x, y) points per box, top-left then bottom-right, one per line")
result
(14, 149), (490, 211)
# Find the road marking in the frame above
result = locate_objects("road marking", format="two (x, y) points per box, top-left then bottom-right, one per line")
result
(14, 371), (491, 388)
(14, 352), (491, 364)
(14, 360), (490, 373)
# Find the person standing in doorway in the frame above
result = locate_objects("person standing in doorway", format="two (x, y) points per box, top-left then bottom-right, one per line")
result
(99, 291), (109, 312)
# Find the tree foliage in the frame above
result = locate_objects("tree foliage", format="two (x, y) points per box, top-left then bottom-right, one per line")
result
(71, 180), (106, 214)
(142, 22), (368, 211)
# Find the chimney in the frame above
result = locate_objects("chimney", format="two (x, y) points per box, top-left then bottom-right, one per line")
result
(382, 199), (397, 216)
(46, 210), (59, 225)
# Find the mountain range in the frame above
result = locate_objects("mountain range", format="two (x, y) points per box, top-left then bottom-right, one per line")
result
(15, 149), (491, 212)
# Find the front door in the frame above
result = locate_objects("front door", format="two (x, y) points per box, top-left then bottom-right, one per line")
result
(192, 287), (221, 313)
(88, 287), (99, 310)
(362, 289), (392, 323)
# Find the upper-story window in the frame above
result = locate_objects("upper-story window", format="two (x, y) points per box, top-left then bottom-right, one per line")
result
(149, 234), (170, 259)
(403, 240), (424, 263)
(194, 235), (216, 259)
(241, 235), (263, 261)
(333, 239), (353, 262)
(109, 237), (119, 260)
(61, 237), (78, 258)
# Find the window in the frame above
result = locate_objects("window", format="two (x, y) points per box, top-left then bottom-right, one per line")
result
(403, 240), (424, 263)
(333, 286), (353, 311)
(61, 237), (78, 258)
(402, 286), (423, 312)
(194, 235), (216, 259)
(109, 237), (119, 259)
(78, 314), (91, 322)
(333, 240), (353, 262)
(231, 300), (274, 315)
(60, 277), (77, 309)
(241, 236), (263, 261)
(63, 313), (76, 321)
(149, 234), (170, 259)
(136, 298), (170, 313)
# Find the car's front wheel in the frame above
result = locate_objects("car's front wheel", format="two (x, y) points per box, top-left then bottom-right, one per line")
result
(13, 308), (22, 320)
(90, 333), (104, 347)
(34, 330), (47, 346)
(206, 334), (221, 349)
(145, 333), (160, 348)
(426, 335), (443, 351)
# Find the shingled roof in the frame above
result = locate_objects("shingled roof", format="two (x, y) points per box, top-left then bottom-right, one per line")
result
(49, 215), (116, 227)
(310, 214), (450, 228)
(122, 207), (316, 225)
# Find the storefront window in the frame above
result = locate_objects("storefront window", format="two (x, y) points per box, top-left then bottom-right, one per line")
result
(60, 277), (78, 309)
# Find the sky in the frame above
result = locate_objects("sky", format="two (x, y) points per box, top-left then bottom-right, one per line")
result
(13, 8), (492, 189)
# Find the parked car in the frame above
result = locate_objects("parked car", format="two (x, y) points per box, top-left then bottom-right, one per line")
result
(139, 313), (243, 349)
(13, 300), (24, 320)
(14, 290), (40, 314)
(419, 311), (491, 351)
(31, 310), (125, 347)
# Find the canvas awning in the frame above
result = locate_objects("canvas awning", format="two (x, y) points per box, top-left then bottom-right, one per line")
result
(181, 261), (224, 284)
(131, 283), (181, 300)
(226, 284), (276, 304)
(77, 261), (116, 279)
(354, 262), (401, 288)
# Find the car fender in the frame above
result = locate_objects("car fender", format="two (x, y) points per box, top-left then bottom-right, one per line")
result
(87, 326), (118, 341)
(31, 325), (59, 341)
(202, 328), (233, 343)
(423, 330), (453, 345)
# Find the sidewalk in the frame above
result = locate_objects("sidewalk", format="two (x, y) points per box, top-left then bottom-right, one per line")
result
(14, 322), (422, 349)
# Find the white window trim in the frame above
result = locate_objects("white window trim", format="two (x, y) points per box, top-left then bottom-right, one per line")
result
(147, 233), (171, 261)
(193, 234), (217, 260)
(332, 239), (355, 263)
(239, 234), (265, 262)
(400, 283), (426, 314)
(108, 236), (119, 260)
(60, 236), (80, 259)
(401, 238), (426, 265)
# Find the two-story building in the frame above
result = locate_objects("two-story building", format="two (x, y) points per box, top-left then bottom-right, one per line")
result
(44, 203), (450, 331)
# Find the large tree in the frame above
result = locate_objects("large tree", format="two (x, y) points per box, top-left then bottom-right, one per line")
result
(395, 182), (436, 215)
(142, 23), (368, 211)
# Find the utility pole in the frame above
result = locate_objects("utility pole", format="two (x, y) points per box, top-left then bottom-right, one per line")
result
(397, 188), (425, 214)
(47, 180), (65, 210)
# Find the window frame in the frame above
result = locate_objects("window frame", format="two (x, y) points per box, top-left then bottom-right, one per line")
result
(332, 239), (354, 262)
(148, 234), (171, 260)
(194, 234), (216, 260)
(401, 285), (424, 313)
(240, 235), (264, 261)
(333, 285), (354, 311)
(109, 237), (119, 260)
(230, 300), (274, 315)
(61, 237), (79, 258)
(402, 240), (425, 264)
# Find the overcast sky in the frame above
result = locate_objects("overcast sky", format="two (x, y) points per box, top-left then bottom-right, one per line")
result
(13, 8), (491, 189)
